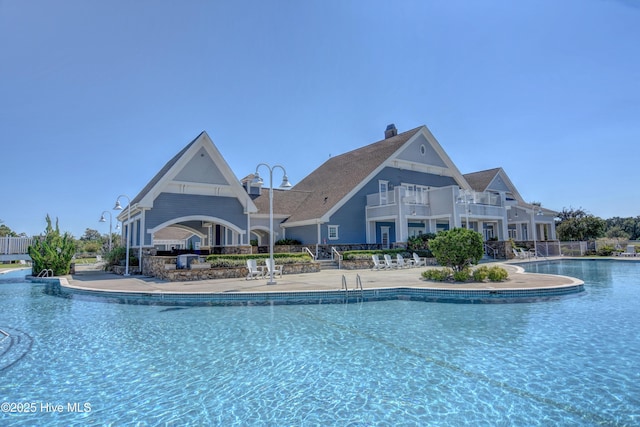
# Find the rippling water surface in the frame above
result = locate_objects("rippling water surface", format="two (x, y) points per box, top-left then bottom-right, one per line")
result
(1, 260), (638, 426)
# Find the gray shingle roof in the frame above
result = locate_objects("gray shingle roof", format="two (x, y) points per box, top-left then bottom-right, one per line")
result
(130, 132), (204, 206)
(284, 126), (423, 223)
(463, 168), (502, 192)
(251, 188), (314, 216)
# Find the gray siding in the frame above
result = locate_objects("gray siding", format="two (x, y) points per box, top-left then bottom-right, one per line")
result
(285, 224), (318, 244)
(324, 167), (458, 244)
(396, 134), (448, 168)
(145, 193), (246, 238)
(174, 147), (229, 185)
(488, 174), (510, 192)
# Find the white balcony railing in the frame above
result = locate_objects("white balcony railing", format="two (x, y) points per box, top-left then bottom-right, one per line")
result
(468, 204), (503, 217)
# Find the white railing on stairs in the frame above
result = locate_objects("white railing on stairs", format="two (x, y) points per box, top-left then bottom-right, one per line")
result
(331, 247), (342, 269)
(303, 247), (316, 260)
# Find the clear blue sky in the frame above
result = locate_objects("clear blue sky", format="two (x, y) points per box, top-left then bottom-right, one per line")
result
(1, 0), (638, 238)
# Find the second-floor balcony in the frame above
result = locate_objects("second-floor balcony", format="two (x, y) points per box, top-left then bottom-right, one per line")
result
(366, 186), (505, 220)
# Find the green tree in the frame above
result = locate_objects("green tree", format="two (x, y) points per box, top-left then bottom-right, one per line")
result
(80, 228), (102, 241)
(407, 233), (436, 251)
(604, 226), (630, 239)
(28, 215), (77, 276)
(82, 241), (102, 254)
(77, 228), (109, 254)
(556, 207), (588, 222)
(429, 228), (484, 272)
(556, 207), (606, 241)
(0, 220), (17, 237)
(556, 216), (605, 241)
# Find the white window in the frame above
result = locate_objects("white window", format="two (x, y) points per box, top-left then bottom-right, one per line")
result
(328, 225), (339, 240)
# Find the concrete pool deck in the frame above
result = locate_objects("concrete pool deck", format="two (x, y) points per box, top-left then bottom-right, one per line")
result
(62, 258), (584, 295)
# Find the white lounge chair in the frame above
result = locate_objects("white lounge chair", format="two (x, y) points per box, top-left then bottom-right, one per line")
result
(520, 248), (532, 259)
(412, 252), (427, 267)
(372, 254), (385, 270)
(246, 259), (264, 280)
(396, 254), (412, 268)
(513, 248), (525, 259)
(621, 245), (637, 257)
(265, 258), (283, 277)
(383, 254), (398, 269)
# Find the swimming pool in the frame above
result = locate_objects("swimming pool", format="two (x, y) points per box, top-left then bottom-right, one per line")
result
(1, 260), (638, 425)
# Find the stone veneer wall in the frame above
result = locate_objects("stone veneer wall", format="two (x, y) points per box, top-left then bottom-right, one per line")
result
(112, 265), (141, 275)
(142, 256), (321, 281)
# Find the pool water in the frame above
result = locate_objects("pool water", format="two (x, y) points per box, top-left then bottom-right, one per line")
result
(1, 260), (639, 426)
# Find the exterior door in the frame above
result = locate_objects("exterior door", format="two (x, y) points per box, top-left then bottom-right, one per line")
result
(381, 226), (390, 249)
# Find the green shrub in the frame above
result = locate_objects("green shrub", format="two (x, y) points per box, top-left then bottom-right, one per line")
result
(429, 228), (484, 272)
(105, 246), (126, 266)
(204, 253), (312, 267)
(423, 264), (509, 283)
(452, 268), (471, 282)
(274, 238), (302, 245)
(472, 266), (490, 282)
(421, 268), (453, 281)
(28, 215), (77, 276)
(407, 233), (435, 256)
(596, 245), (614, 256)
(487, 266), (509, 282)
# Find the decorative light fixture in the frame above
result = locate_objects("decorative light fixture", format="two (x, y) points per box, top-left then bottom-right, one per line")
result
(99, 211), (113, 253)
(253, 163), (292, 285)
(114, 194), (132, 276)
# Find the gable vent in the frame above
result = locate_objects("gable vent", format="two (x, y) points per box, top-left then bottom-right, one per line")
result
(385, 124), (398, 139)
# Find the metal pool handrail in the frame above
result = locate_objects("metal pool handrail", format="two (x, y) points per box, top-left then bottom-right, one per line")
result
(37, 269), (54, 277)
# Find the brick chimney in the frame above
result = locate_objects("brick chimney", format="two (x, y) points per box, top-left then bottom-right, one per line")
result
(385, 124), (398, 139)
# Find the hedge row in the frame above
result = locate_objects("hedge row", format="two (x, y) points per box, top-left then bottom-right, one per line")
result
(204, 253), (313, 268)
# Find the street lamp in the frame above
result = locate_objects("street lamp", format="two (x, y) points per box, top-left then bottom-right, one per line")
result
(99, 211), (113, 253)
(113, 194), (131, 276)
(253, 163), (292, 285)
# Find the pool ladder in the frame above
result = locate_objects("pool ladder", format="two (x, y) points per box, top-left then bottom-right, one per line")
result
(341, 274), (363, 294)
(36, 269), (54, 277)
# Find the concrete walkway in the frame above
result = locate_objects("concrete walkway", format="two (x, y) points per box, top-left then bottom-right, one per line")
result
(66, 259), (583, 294)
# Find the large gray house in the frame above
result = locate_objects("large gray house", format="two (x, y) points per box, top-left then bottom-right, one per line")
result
(115, 124), (556, 255)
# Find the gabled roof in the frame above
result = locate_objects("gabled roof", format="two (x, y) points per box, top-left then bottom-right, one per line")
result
(283, 125), (468, 225)
(251, 188), (314, 216)
(120, 131), (257, 220)
(464, 167), (525, 203)
(130, 133), (202, 206)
